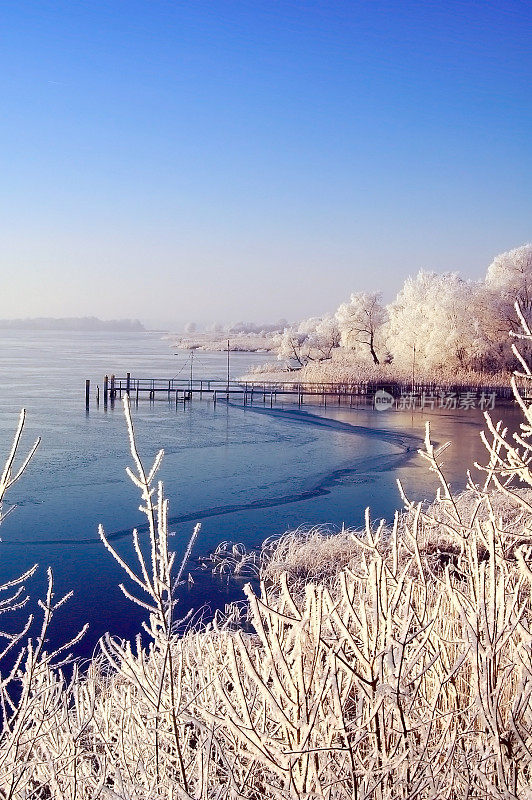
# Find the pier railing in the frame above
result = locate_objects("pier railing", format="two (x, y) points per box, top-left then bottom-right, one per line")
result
(84, 373), (517, 409)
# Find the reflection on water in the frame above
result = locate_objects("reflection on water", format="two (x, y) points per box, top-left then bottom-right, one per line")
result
(0, 329), (522, 657)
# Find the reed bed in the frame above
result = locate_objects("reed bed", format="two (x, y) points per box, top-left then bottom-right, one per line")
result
(244, 351), (513, 393)
(1, 308), (532, 797)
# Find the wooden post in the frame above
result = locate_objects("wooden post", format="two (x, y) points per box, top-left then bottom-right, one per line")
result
(96, 385), (100, 405)
(126, 372), (131, 395)
(103, 375), (108, 405)
(110, 375), (115, 401)
(136, 381), (139, 402)
(85, 379), (90, 409)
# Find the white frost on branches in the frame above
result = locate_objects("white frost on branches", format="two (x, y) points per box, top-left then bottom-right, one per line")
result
(386, 270), (490, 370)
(272, 243), (532, 376)
(276, 315), (340, 367)
(486, 243), (532, 324)
(335, 291), (387, 364)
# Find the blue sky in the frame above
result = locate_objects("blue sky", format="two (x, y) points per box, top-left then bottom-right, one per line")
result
(0, 0), (530, 327)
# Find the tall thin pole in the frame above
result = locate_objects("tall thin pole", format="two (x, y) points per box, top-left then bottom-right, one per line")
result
(190, 349), (194, 390)
(227, 339), (230, 393)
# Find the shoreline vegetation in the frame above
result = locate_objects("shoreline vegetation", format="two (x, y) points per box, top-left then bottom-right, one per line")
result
(237, 358), (515, 394)
(0, 308), (532, 796)
(170, 244), (532, 393)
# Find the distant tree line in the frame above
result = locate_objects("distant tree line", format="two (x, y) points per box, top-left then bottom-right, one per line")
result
(0, 316), (145, 332)
(276, 243), (532, 373)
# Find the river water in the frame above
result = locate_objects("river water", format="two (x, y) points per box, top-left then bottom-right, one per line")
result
(0, 329), (522, 656)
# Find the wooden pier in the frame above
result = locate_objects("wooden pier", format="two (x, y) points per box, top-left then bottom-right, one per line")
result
(84, 373), (516, 410)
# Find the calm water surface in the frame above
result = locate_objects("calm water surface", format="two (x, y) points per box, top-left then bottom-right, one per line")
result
(0, 330), (521, 656)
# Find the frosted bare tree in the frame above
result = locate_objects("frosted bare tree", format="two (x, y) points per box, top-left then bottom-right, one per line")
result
(335, 291), (386, 364)
(486, 243), (532, 327)
(277, 314), (340, 367)
(386, 270), (489, 370)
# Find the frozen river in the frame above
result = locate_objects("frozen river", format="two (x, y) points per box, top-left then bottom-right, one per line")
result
(0, 329), (521, 656)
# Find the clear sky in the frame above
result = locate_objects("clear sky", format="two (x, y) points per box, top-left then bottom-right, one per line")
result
(1, 0), (530, 328)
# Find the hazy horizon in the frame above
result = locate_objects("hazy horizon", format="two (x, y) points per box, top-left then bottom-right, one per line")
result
(1, 1), (530, 326)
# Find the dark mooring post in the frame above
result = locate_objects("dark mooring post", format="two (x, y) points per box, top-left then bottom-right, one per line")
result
(85, 379), (90, 409)
(103, 375), (109, 406)
(126, 372), (131, 395)
(110, 374), (115, 402)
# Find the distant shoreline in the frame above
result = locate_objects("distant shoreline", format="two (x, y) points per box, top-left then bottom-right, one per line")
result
(0, 317), (145, 332)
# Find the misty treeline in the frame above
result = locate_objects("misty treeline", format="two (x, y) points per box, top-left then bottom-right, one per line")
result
(277, 243), (532, 373)
(0, 317), (145, 332)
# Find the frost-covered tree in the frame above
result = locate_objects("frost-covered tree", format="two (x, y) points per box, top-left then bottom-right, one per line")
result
(276, 325), (312, 367)
(386, 271), (488, 371)
(276, 315), (340, 367)
(311, 315), (341, 359)
(335, 292), (386, 364)
(485, 243), (532, 331)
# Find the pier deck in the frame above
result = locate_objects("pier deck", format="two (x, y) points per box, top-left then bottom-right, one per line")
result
(84, 373), (515, 410)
